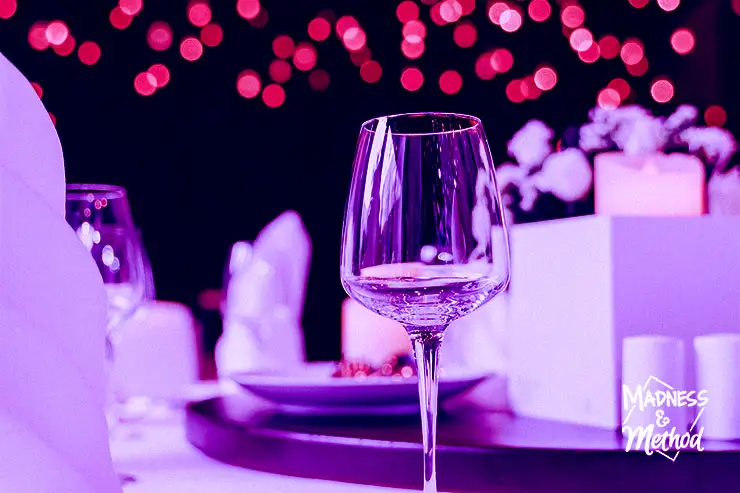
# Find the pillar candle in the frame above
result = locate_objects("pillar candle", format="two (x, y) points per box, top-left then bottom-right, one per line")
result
(694, 333), (740, 440)
(341, 298), (411, 367)
(622, 336), (687, 432)
(595, 152), (705, 216)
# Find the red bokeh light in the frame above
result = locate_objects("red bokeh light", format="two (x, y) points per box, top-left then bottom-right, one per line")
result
(608, 78), (631, 100)
(620, 39), (644, 65)
(48, 113), (56, 126)
(342, 27), (367, 52)
(459, 0), (475, 15)
(45, 21), (69, 46)
(561, 5), (584, 28)
(657, 0), (680, 12)
(148, 64), (170, 88)
(31, 82), (43, 98)
(500, 9), (522, 32)
(0, 0), (17, 19)
(578, 42), (600, 63)
(671, 28), (695, 55)
(597, 88), (621, 109)
(236, 70), (261, 98)
(439, 70), (463, 95)
(627, 57), (649, 76)
(401, 39), (425, 59)
(262, 83), (285, 108)
(534, 66), (557, 91)
(119, 0), (143, 16)
(293, 42), (317, 71)
(237, 0), (260, 20)
(453, 22), (477, 48)
(200, 23), (223, 47)
(651, 78), (674, 103)
(705, 105), (727, 127)
(490, 48), (514, 73)
(734, 0), (740, 15)
(134, 72), (157, 96)
(188, 1), (212, 27)
(475, 53), (496, 80)
(272, 35), (295, 59)
(78, 41), (101, 65)
(180, 37), (203, 61)
(53, 35), (76, 56)
(570, 28), (593, 52)
(523, 76), (542, 100)
(147, 22), (173, 51)
(308, 17), (331, 42)
(336, 16), (359, 38)
(308, 69), (331, 91)
(440, 0), (463, 23)
(488, 2), (509, 25)
(528, 0), (551, 22)
(360, 60), (382, 83)
(401, 67), (424, 91)
(269, 59), (292, 83)
(350, 46), (372, 66)
(110, 7), (133, 29)
(397, 1), (419, 23)
(628, 0), (649, 7)
(430, 2), (445, 25)
(403, 20), (427, 42)
(599, 35), (620, 59)
(29, 22), (49, 50)
(506, 79), (525, 103)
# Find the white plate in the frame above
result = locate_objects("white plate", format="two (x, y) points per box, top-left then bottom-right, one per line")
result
(232, 362), (489, 415)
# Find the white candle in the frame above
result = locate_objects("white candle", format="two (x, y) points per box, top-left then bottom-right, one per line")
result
(341, 298), (411, 367)
(694, 333), (740, 440)
(622, 336), (687, 432)
(595, 152), (705, 216)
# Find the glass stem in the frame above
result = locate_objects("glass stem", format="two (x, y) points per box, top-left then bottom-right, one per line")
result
(406, 326), (446, 493)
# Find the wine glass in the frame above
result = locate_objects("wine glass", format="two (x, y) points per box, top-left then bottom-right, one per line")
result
(65, 184), (149, 484)
(340, 113), (510, 492)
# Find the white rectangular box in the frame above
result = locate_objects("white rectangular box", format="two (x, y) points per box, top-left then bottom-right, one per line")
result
(506, 215), (740, 429)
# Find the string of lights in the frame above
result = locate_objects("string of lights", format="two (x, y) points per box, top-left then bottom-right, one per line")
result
(0, 0), (731, 127)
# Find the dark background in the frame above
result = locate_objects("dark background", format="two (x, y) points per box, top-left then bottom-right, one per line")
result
(0, 0), (732, 361)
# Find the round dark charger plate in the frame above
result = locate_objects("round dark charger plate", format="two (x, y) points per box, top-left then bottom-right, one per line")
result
(186, 396), (740, 493)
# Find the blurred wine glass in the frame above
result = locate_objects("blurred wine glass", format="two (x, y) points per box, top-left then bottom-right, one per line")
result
(340, 113), (510, 492)
(65, 184), (149, 485)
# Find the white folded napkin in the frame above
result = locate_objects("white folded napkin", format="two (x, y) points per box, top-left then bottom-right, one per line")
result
(217, 211), (310, 376)
(0, 168), (120, 492)
(0, 52), (65, 214)
(0, 51), (119, 492)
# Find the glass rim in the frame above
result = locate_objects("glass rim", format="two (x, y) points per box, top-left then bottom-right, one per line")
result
(360, 112), (482, 136)
(66, 183), (127, 200)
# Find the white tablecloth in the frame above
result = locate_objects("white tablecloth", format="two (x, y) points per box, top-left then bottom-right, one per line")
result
(110, 412), (417, 493)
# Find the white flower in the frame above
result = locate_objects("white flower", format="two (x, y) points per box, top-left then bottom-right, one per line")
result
(518, 176), (539, 212)
(679, 127), (737, 173)
(579, 121), (612, 152)
(532, 148), (593, 202)
(664, 105), (698, 135)
(708, 168), (740, 215)
(612, 116), (665, 155)
(495, 163), (528, 190)
(507, 120), (553, 171)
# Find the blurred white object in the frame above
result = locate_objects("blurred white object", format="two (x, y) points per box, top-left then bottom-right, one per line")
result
(112, 301), (199, 401)
(594, 152), (704, 216)
(708, 168), (740, 215)
(533, 149), (593, 202)
(621, 336), (687, 432)
(0, 168), (119, 491)
(341, 298), (410, 367)
(679, 126), (736, 173)
(694, 334), (740, 440)
(0, 52), (65, 214)
(217, 211), (310, 376)
(507, 120), (553, 171)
